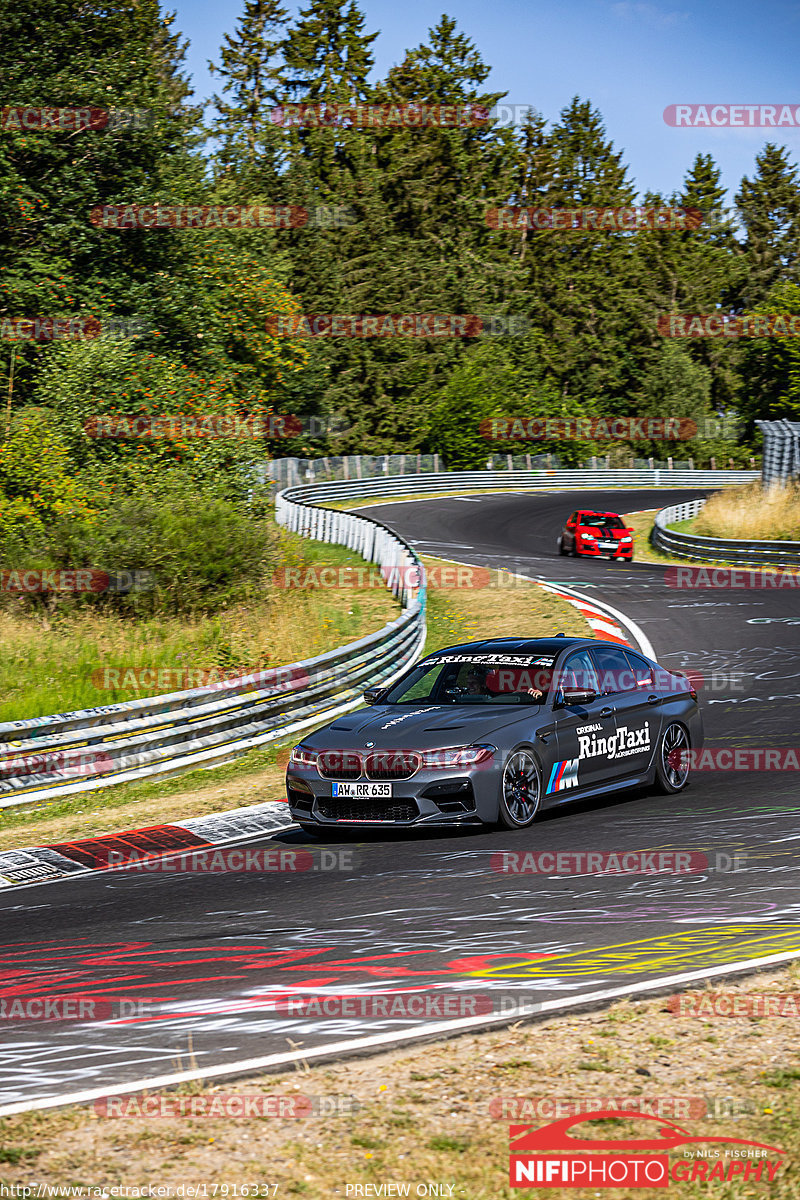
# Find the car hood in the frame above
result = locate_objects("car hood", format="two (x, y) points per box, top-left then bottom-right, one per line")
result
(305, 705), (541, 751)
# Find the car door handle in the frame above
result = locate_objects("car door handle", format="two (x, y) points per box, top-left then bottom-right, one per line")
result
(599, 706), (615, 717)
(646, 694), (661, 704)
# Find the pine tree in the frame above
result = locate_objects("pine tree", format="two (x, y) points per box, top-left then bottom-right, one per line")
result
(514, 98), (643, 412)
(208, 0), (290, 191)
(735, 144), (800, 309)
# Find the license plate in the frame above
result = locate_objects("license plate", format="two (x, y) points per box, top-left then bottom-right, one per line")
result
(597, 541), (616, 550)
(332, 781), (392, 798)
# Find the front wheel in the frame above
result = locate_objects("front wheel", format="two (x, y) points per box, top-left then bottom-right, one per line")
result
(557, 535), (566, 556)
(498, 748), (542, 828)
(654, 722), (690, 793)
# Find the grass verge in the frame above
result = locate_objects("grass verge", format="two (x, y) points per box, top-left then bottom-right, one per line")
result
(2, 964), (800, 1195)
(620, 510), (692, 566)
(0, 555), (589, 851)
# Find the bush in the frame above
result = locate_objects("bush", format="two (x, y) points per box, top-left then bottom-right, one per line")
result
(57, 474), (276, 616)
(0, 410), (101, 556)
(0, 455), (276, 617)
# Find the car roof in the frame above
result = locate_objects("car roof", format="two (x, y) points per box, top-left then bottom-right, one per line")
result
(424, 637), (591, 658)
(577, 510), (622, 517)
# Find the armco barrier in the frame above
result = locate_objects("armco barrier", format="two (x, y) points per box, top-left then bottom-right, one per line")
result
(0, 505), (426, 808)
(270, 466), (759, 504)
(0, 467), (759, 809)
(653, 497), (800, 568)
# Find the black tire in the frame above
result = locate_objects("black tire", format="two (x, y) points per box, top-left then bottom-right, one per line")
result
(557, 535), (566, 555)
(498, 747), (542, 829)
(654, 722), (691, 793)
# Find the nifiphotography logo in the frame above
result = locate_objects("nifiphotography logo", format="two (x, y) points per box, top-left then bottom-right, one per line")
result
(508, 1110), (785, 1188)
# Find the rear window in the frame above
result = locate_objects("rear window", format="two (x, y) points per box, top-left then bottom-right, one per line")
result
(623, 650), (655, 689)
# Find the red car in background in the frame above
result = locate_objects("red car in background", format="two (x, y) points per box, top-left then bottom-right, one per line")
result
(557, 510), (634, 560)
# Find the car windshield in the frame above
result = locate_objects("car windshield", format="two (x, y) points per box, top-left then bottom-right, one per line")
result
(382, 656), (555, 705)
(580, 514), (624, 528)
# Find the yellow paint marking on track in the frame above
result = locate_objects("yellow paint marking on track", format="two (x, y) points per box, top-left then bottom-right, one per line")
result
(467, 925), (800, 979)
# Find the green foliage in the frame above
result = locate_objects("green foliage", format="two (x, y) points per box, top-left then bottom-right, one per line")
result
(0, 468), (275, 617)
(426, 338), (583, 468)
(0, 411), (99, 551)
(739, 282), (800, 426)
(61, 475), (275, 615)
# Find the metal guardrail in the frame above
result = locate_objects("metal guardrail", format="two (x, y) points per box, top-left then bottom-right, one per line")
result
(0, 466), (761, 809)
(0, 501), (426, 808)
(653, 498), (800, 567)
(279, 467), (760, 504)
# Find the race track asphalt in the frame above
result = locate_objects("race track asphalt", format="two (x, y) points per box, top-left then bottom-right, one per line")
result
(3, 488), (800, 1109)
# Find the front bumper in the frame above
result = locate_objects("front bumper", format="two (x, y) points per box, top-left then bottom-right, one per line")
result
(286, 764), (500, 828)
(576, 539), (633, 559)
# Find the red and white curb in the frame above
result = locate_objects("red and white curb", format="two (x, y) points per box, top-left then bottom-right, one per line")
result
(0, 801), (295, 889)
(535, 582), (631, 647)
(533, 580), (656, 659)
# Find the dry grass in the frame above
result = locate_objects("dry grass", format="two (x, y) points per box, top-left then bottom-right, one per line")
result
(694, 481), (800, 541)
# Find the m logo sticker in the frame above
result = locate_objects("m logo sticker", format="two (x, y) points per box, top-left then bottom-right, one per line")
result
(547, 759), (579, 793)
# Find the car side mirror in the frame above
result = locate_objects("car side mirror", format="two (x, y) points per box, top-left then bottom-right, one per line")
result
(560, 687), (598, 706)
(363, 687), (387, 704)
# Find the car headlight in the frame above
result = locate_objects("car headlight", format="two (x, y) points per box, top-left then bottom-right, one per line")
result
(580, 530), (597, 538)
(620, 536), (632, 543)
(420, 743), (496, 768)
(289, 743), (318, 767)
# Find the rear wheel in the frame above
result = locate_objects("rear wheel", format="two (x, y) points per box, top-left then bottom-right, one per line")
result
(557, 535), (566, 555)
(498, 748), (542, 828)
(654, 723), (690, 793)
